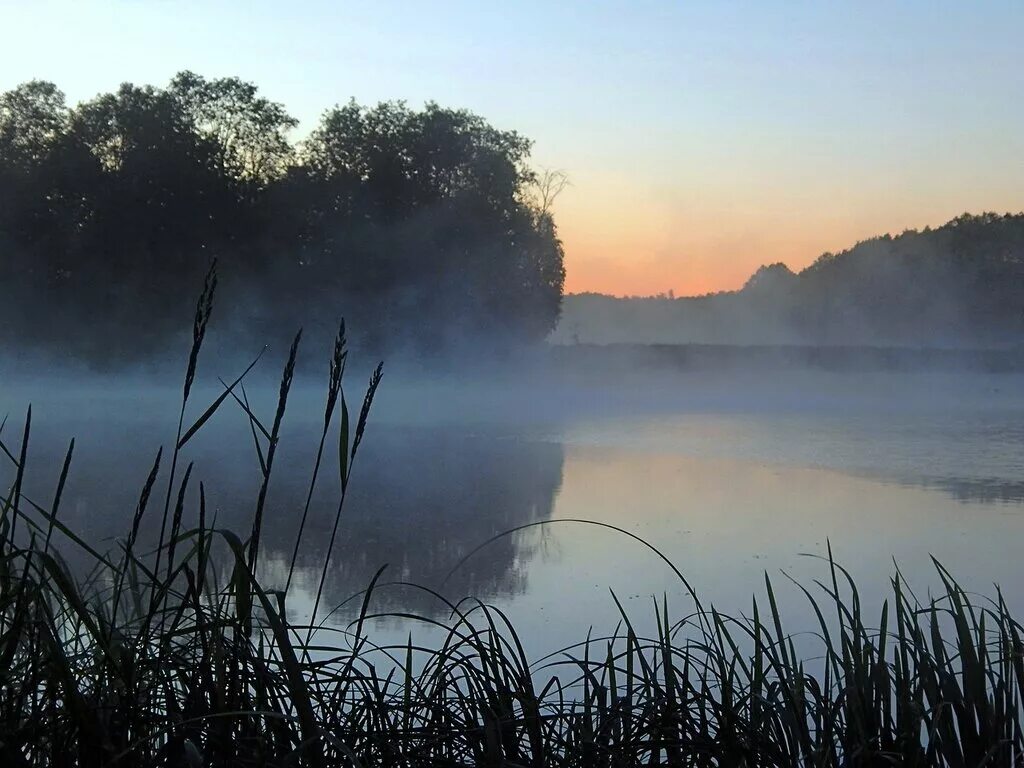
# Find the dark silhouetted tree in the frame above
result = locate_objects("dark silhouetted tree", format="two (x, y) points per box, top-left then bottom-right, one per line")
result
(0, 75), (565, 362)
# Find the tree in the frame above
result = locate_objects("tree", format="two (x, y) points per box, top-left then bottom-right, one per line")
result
(0, 81), (80, 338)
(529, 168), (570, 216)
(169, 71), (297, 188)
(0, 80), (69, 169)
(0, 74), (567, 361)
(294, 100), (564, 348)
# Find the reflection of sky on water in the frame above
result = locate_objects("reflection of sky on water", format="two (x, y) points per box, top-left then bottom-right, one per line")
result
(558, 408), (1024, 503)
(3, 371), (1024, 659)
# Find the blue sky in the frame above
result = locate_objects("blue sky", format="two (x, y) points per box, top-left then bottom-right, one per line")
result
(2, 1), (1022, 294)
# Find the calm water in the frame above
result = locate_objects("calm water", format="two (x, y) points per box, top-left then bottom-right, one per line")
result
(4, 367), (1024, 657)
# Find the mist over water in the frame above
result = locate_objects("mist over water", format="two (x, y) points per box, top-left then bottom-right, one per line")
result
(5, 10), (1024, 759)
(4, 70), (1022, 658)
(4, 355), (1023, 657)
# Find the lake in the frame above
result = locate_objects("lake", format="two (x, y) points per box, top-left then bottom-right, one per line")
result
(3, 365), (1023, 658)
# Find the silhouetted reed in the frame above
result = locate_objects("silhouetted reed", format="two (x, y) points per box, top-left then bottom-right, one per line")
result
(1, 275), (1022, 767)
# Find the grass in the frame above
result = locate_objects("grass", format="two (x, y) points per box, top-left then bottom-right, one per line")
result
(1, 264), (1023, 766)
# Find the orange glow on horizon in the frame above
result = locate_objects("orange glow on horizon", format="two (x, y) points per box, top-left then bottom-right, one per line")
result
(555, 189), (1024, 298)
(560, 227), (829, 298)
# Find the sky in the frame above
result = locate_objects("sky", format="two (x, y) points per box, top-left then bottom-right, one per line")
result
(2, 0), (1022, 296)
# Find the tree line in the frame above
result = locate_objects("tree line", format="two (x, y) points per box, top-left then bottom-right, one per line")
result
(0, 72), (566, 363)
(554, 213), (1024, 347)
(747, 212), (1024, 345)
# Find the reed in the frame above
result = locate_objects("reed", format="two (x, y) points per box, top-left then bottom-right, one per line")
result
(0, 275), (1021, 767)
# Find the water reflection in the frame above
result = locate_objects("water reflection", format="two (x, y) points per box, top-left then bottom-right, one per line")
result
(5, 382), (1024, 647)
(262, 428), (565, 618)
(4, 417), (565, 620)
(857, 473), (1024, 505)
(560, 409), (1024, 505)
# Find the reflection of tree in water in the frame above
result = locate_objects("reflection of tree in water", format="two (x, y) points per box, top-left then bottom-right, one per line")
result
(5, 417), (564, 619)
(844, 465), (1024, 506)
(895, 475), (1024, 505)
(261, 427), (565, 618)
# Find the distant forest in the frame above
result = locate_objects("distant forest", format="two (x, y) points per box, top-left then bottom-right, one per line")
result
(0, 73), (565, 363)
(553, 213), (1024, 348)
